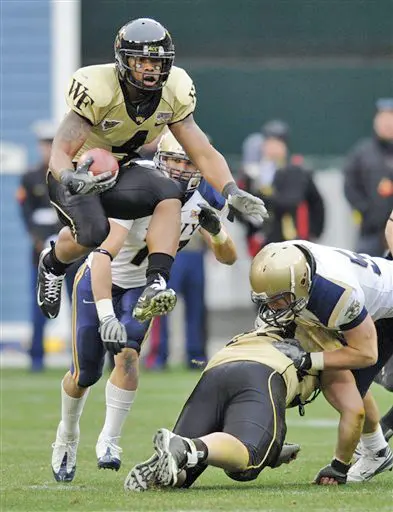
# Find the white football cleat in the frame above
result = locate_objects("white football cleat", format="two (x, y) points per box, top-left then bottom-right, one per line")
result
(124, 453), (160, 492)
(51, 423), (79, 482)
(347, 444), (393, 483)
(96, 433), (122, 471)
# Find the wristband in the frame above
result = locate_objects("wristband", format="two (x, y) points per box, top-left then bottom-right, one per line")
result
(211, 229), (228, 245)
(222, 181), (239, 199)
(310, 352), (325, 371)
(93, 248), (113, 261)
(95, 298), (115, 322)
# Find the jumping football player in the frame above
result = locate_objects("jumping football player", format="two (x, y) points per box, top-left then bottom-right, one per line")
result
(37, 17), (267, 323)
(51, 132), (237, 482)
(250, 240), (393, 483)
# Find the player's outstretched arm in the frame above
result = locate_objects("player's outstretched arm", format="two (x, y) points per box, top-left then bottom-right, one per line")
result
(324, 314), (378, 370)
(385, 209), (393, 254)
(170, 116), (268, 223)
(197, 204), (237, 265)
(170, 115), (233, 193)
(49, 110), (92, 182)
(91, 220), (130, 354)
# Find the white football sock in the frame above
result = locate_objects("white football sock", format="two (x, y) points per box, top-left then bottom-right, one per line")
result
(361, 424), (388, 453)
(100, 380), (136, 439)
(60, 380), (90, 439)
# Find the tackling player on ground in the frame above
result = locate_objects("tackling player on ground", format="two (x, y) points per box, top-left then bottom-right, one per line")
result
(51, 132), (237, 482)
(124, 325), (365, 491)
(37, 18), (266, 323)
(250, 240), (393, 483)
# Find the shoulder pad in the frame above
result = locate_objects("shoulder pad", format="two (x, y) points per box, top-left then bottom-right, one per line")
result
(166, 66), (195, 106)
(68, 65), (116, 109)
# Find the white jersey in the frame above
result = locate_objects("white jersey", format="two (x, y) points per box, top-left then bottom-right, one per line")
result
(87, 179), (227, 289)
(286, 240), (393, 332)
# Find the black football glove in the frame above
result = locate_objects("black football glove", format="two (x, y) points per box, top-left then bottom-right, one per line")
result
(99, 315), (127, 355)
(273, 338), (312, 377)
(197, 203), (221, 235)
(222, 182), (269, 224)
(60, 157), (114, 195)
(314, 459), (351, 485)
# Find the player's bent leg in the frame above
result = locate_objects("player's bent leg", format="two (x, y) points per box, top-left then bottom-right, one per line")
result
(133, 199), (181, 322)
(381, 406), (393, 442)
(98, 289), (151, 470)
(40, 173), (109, 318)
(348, 319), (393, 482)
(51, 372), (90, 482)
(96, 348), (139, 471)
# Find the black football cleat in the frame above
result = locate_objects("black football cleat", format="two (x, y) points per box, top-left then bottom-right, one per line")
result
(133, 275), (177, 322)
(36, 247), (65, 319)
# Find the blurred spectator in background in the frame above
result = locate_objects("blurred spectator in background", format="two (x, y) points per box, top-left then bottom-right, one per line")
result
(16, 121), (81, 372)
(239, 120), (324, 256)
(145, 232), (208, 371)
(344, 98), (393, 256)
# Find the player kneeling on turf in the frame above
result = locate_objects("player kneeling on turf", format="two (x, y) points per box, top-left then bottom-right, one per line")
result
(125, 328), (320, 491)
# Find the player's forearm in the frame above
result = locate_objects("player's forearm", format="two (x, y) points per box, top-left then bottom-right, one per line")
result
(319, 345), (377, 370)
(201, 228), (237, 265)
(49, 111), (91, 181)
(211, 235), (237, 265)
(197, 149), (235, 193)
(91, 253), (113, 304)
(49, 148), (76, 181)
(385, 212), (393, 253)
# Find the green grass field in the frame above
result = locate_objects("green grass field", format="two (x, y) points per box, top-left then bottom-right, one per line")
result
(1, 368), (392, 511)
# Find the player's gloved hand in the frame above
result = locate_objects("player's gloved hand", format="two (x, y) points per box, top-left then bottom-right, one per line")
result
(197, 203), (221, 235)
(272, 339), (313, 377)
(222, 182), (269, 224)
(314, 459), (351, 485)
(99, 315), (127, 355)
(60, 157), (114, 195)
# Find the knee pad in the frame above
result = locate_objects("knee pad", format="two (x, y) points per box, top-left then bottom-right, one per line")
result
(224, 443), (265, 482)
(225, 467), (260, 482)
(77, 221), (110, 248)
(76, 366), (103, 388)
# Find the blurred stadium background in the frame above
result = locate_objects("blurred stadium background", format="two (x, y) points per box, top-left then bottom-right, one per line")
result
(1, 0), (392, 367)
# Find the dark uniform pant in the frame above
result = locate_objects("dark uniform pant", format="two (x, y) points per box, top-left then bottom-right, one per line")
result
(172, 361), (287, 487)
(47, 163), (183, 248)
(70, 264), (151, 387)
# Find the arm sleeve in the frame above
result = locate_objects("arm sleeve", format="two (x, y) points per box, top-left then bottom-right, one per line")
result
(66, 68), (110, 126)
(336, 288), (367, 331)
(169, 70), (196, 124)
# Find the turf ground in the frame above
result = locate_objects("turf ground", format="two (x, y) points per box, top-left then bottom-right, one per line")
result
(1, 368), (392, 511)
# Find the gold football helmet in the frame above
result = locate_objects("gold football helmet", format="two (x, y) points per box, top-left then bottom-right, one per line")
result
(250, 242), (313, 326)
(154, 131), (201, 196)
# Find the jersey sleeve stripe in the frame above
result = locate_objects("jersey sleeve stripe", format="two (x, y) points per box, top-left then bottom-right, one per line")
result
(339, 306), (368, 331)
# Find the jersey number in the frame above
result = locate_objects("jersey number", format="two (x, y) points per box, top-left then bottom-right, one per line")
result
(335, 250), (381, 276)
(130, 223), (199, 266)
(112, 130), (149, 157)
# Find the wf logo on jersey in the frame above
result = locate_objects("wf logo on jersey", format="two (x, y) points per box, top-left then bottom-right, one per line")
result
(101, 119), (122, 131)
(69, 79), (94, 110)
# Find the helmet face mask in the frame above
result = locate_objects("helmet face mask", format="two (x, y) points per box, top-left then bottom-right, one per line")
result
(115, 18), (175, 91)
(252, 290), (307, 327)
(154, 133), (201, 198)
